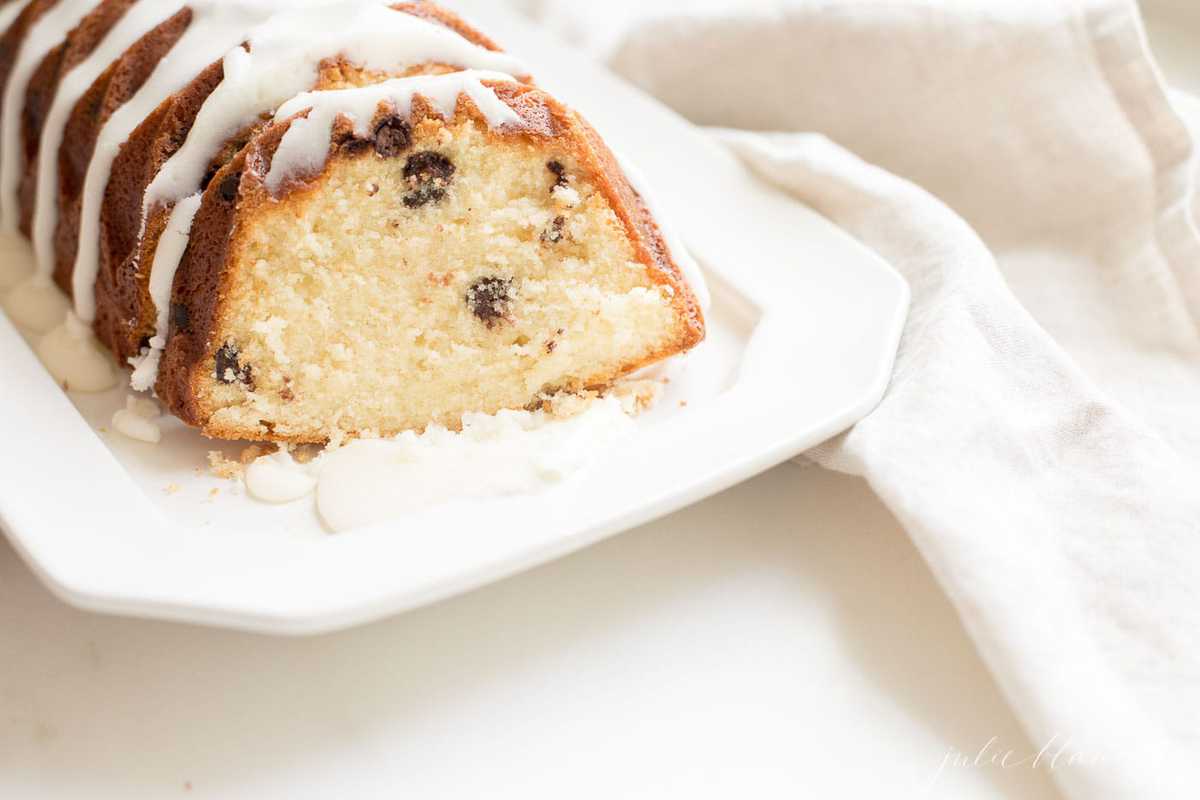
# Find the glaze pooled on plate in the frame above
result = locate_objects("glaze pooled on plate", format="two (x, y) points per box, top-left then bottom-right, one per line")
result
(245, 393), (644, 532)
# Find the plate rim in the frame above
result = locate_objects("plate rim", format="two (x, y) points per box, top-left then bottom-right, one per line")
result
(0, 5), (910, 635)
(0, 244), (908, 636)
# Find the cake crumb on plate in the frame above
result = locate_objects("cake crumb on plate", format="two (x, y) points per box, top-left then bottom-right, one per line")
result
(207, 451), (243, 479)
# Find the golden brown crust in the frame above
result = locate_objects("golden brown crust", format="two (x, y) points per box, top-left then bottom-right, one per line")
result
(0, 0), (60, 233)
(539, 92), (705, 349)
(17, 32), (66, 237)
(17, 0), (137, 236)
(155, 120), (282, 430)
(394, 0), (509, 54)
(52, 5), (191, 297)
(488, 82), (704, 356)
(93, 0), (526, 365)
(94, 56), (226, 365)
(158, 81), (705, 442)
(0, 0), (56, 96)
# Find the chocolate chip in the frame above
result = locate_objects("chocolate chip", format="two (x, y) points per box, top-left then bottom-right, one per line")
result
(466, 276), (513, 327)
(217, 172), (241, 203)
(402, 152), (455, 208)
(215, 342), (253, 387)
(373, 116), (412, 158)
(170, 302), (189, 331)
(547, 160), (568, 189)
(199, 165), (218, 191)
(341, 137), (371, 157)
(541, 215), (566, 244)
(406, 151), (455, 181)
(215, 343), (237, 381)
(525, 383), (563, 411)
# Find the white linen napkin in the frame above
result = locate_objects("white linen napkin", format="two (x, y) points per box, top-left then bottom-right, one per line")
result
(497, 0), (1200, 796)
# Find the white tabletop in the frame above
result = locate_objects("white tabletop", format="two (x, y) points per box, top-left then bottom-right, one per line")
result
(2, 5), (1194, 798)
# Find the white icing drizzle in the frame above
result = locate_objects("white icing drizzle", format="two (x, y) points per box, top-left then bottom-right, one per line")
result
(111, 394), (162, 443)
(241, 396), (636, 532)
(266, 71), (520, 194)
(144, 3), (524, 210)
(130, 5), (524, 386)
(35, 309), (116, 391)
(0, 0), (34, 36)
(0, 0), (46, 299)
(0, 229), (33, 288)
(245, 449), (319, 504)
(30, 0), (188, 284)
(69, 0), (323, 324)
(129, 191), (198, 389)
(317, 397), (636, 531)
(0, 0), (99, 233)
(1, 264), (67, 330)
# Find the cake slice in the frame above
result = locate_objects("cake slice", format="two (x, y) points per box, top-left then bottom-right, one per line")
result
(0, 1), (705, 444)
(94, 0), (522, 369)
(157, 72), (705, 443)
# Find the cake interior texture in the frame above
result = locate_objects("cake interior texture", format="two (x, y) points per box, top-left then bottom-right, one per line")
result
(200, 116), (692, 442)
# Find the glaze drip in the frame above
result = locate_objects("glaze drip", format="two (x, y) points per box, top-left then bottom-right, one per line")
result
(265, 71), (520, 194)
(0, 0), (99, 233)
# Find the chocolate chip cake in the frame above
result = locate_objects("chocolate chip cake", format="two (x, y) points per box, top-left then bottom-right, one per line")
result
(0, 0), (707, 443)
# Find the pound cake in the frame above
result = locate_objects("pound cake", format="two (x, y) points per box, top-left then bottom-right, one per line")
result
(0, 0), (706, 444)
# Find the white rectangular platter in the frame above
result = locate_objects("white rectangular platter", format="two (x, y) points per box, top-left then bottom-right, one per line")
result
(0, 5), (908, 635)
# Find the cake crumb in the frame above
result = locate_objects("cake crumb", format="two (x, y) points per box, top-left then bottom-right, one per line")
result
(207, 451), (244, 479)
(538, 379), (664, 421)
(679, 400), (688, 408)
(240, 443), (278, 465)
(163, 483), (181, 495)
(199, 443), (283, 479)
(612, 379), (664, 415)
(542, 391), (599, 420)
(289, 443), (324, 464)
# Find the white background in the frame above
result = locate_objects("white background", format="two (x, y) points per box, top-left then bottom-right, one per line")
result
(0, 3), (1193, 797)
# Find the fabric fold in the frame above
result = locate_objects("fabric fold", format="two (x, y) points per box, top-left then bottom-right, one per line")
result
(501, 0), (1200, 796)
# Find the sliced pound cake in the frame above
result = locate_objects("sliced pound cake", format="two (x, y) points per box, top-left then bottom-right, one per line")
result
(0, 1), (706, 444)
(159, 74), (704, 442)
